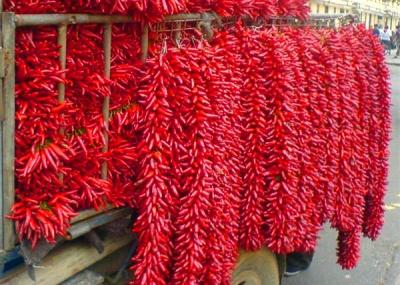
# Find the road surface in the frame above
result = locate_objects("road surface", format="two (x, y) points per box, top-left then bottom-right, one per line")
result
(283, 64), (400, 285)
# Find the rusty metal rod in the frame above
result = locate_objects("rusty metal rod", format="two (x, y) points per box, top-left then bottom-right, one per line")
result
(57, 24), (67, 183)
(14, 13), (214, 27)
(57, 25), (67, 104)
(141, 24), (149, 62)
(101, 23), (112, 180)
(15, 14), (134, 27)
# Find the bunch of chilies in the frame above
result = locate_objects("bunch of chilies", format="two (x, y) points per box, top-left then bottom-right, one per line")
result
(4, 0), (309, 20)
(8, 21), (390, 285)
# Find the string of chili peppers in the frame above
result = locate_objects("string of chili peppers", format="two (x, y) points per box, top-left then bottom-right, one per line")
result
(203, 27), (244, 283)
(237, 26), (270, 251)
(283, 27), (323, 252)
(362, 26), (391, 241)
(130, 42), (180, 285)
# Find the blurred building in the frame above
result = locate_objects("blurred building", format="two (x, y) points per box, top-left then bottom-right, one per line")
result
(309, 0), (400, 30)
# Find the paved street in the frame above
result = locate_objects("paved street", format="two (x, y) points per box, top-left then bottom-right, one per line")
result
(283, 64), (400, 285)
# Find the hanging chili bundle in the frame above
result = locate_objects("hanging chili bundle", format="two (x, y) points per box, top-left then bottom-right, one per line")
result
(361, 27), (391, 241)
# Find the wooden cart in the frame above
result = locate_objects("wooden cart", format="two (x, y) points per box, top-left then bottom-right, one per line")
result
(0, 7), (358, 284)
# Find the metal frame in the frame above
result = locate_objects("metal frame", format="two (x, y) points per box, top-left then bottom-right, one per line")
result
(1, 12), (16, 252)
(0, 10), (216, 255)
(0, 12), (145, 253)
(0, 8), (360, 254)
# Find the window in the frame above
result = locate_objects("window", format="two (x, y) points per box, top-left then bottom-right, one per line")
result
(334, 7), (337, 13)
(340, 8), (345, 13)
(325, 5), (329, 13)
(317, 4), (320, 13)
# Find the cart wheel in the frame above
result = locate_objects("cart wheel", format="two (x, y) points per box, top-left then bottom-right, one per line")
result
(231, 248), (280, 285)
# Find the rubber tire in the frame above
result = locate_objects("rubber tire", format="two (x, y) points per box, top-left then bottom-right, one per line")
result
(231, 248), (280, 285)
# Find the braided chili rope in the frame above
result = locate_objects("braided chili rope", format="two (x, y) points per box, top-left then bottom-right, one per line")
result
(202, 29), (244, 284)
(362, 28), (391, 240)
(333, 27), (368, 269)
(290, 28), (326, 250)
(238, 27), (270, 251)
(329, 28), (361, 233)
(263, 29), (315, 254)
(283, 28), (322, 252)
(319, 29), (341, 223)
(168, 45), (220, 284)
(130, 48), (179, 285)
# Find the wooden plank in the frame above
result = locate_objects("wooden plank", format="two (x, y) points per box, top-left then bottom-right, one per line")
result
(101, 23), (111, 180)
(67, 208), (131, 240)
(0, 234), (133, 285)
(72, 209), (102, 224)
(2, 12), (16, 251)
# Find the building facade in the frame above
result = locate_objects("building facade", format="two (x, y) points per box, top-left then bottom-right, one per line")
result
(309, 0), (400, 30)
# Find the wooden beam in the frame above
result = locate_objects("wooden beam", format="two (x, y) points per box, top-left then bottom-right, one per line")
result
(0, 234), (133, 285)
(1, 12), (16, 251)
(67, 208), (131, 240)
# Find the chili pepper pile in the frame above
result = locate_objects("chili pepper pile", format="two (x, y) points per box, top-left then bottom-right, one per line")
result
(5, 3), (391, 283)
(4, 0), (309, 19)
(10, 24), (142, 248)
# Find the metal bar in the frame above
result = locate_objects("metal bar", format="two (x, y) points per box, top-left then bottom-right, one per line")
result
(57, 24), (67, 183)
(1, 12), (16, 251)
(141, 24), (149, 62)
(67, 208), (131, 240)
(164, 13), (204, 21)
(0, 11), (4, 251)
(15, 13), (211, 27)
(174, 22), (182, 46)
(57, 25), (67, 104)
(15, 14), (134, 27)
(101, 23), (111, 180)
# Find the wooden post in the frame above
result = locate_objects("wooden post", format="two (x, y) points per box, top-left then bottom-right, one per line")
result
(101, 23), (112, 180)
(0, 10), (5, 252)
(1, 12), (16, 251)
(57, 24), (67, 183)
(141, 24), (149, 62)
